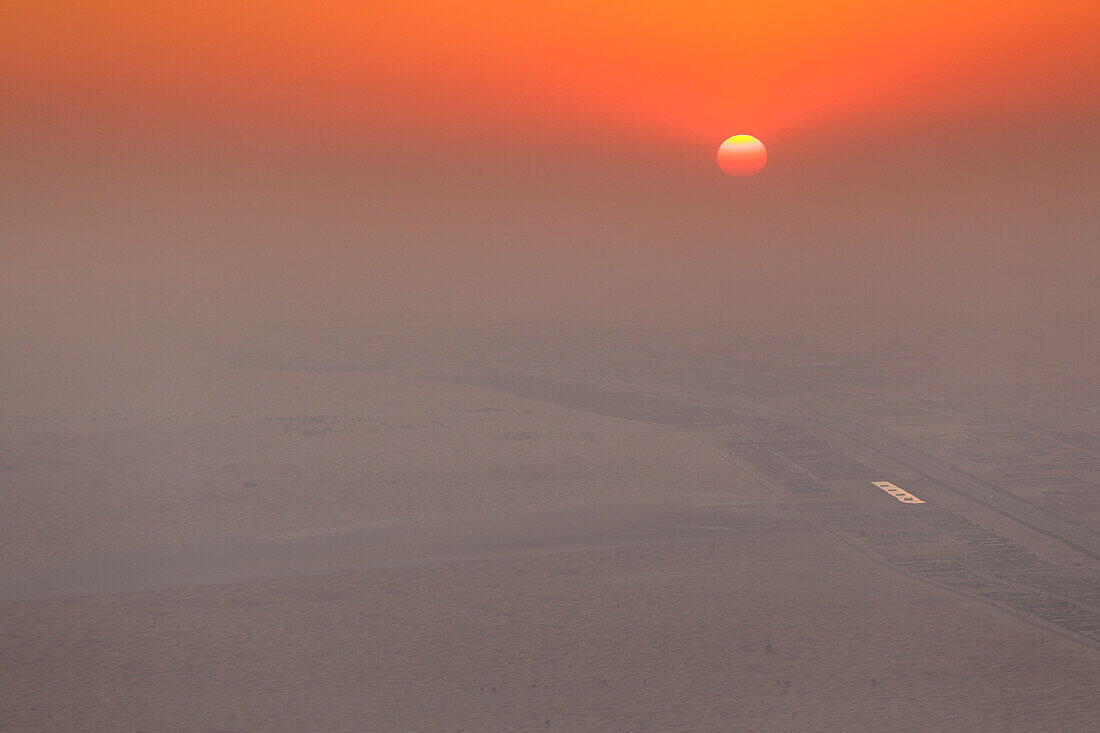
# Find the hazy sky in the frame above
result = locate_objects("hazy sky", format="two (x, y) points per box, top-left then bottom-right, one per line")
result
(2, 1), (1098, 330)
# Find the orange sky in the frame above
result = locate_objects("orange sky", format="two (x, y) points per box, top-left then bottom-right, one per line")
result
(2, 1), (1098, 147)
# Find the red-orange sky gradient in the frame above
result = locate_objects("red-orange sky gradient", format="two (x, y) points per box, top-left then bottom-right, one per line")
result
(2, 1), (1098, 334)
(3, 1), (1099, 149)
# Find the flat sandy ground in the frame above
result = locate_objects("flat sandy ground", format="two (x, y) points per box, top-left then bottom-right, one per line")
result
(2, 321), (1099, 731)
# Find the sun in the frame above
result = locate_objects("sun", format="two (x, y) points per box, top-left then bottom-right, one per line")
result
(717, 135), (767, 177)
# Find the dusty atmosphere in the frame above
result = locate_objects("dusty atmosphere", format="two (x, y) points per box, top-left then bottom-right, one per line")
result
(3, 1), (1100, 731)
(2, 154), (1098, 728)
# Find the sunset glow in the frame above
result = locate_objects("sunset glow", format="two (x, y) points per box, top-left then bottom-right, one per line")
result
(2, 1), (1098, 150)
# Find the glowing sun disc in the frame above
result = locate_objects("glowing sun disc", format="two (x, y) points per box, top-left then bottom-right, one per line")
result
(717, 135), (767, 177)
